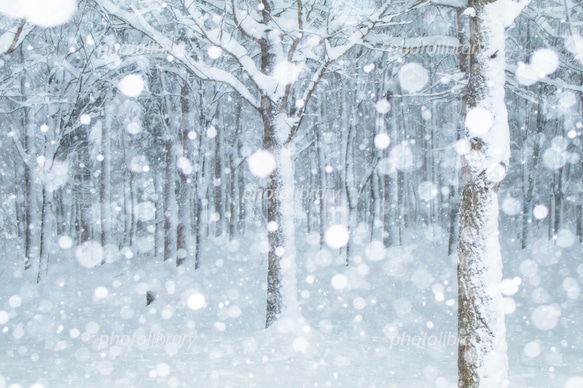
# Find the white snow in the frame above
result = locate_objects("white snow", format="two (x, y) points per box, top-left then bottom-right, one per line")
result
(0, 310), (8, 324)
(352, 297), (367, 310)
(273, 61), (299, 85)
(363, 63), (375, 73)
(500, 278), (519, 296)
(80, 114), (91, 125)
(502, 297), (516, 314)
(126, 122), (141, 135)
(156, 363), (171, 377)
(176, 157), (193, 175)
(94, 287), (109, 299)
(421, 106), (432, 121)
(565, 34), (583, 65)
(247, 150), (276, 178)
(389, 143), (414, 171)
(501, 197), (521, 216)
(530, 49), (559, 77)
(531, 304), (561, 331)
(565, 377), (583, 388)
(186, 292), (205, 310)
(417, 181), (438, 201)
(118, 74), (145, 97)
(129, 155), (149, 173)
(58, 235), (73, 249)
(556, 230), (575, 248)
(134, 201), (156, 222)
(516, 49), (560, 85)
(267, 221), (278, 232)
(207, 46), (222, 59)
(465, 107), (494, 137)
(523, 341), (541, 358)
(454, 139), (471, 155)
(292, 337), (309, 352)
(207, 126), (217, 138)
(331, 274), (348, 290)
(0, 0), (77, 27)
(533, 205), (548, 220)
(542, 146), (567, 170)
(375, 99), (391, 114)
(8, 295), (22, 308)
(374, 133), (391, 149)
(75, 241), (103, 268)
(398, 63), (429, 93)
(324, 225), (349, 248)
(562, 278), (581, 300)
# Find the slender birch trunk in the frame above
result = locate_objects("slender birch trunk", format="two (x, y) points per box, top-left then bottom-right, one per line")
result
(101, 102), (113, 254)
(177, 84), (193, 267)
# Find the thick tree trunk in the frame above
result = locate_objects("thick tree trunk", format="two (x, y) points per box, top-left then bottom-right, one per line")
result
(263, 97), (284, 328)
(457, 0), (527, 386)
(261, 95), (300, 328)
(448, 7), (470, 256)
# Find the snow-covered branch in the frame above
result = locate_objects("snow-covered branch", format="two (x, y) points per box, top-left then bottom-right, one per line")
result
(94, 0), (260, 109)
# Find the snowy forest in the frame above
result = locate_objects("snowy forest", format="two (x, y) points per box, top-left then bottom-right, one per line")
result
(0, 0), (582, 387)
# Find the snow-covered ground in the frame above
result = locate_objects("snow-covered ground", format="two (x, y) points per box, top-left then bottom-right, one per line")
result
(1, 226), (582, 388)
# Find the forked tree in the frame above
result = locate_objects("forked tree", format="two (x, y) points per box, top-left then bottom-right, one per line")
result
(95, 0), (423, 328)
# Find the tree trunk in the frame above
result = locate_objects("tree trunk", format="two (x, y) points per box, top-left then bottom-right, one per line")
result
(521, 94), (545, 248)
(177, 84), (193, 267)
(163, 137), (176, 261)
(457, 0), (526, 386)
(37, 187), (51, 283)
(263, 96), (284, 327)
(101, 102), (113, 254)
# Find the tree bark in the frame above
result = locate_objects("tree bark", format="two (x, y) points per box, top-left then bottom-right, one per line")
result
(101, 102), (113, 254)
(177, 84), (193, 267)
(457, 0), (527, 386)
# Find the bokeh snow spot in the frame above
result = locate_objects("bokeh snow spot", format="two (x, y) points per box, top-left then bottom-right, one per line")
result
(465, 107), (493, 137)
(417, 181), (438, 201)
(118, 74), (144, 97)
(523, 341), (541, 358)
(533, 204), (548, 220)
(324, 225), (349, 249)
(58, 235), (73, 249)
(374, 133), (391, 149)
(75, 241), (103, 268)
(331, 274), (348, 290)
(531, 304), (561, 331)
(207, 46), (222, 59)
(502, 197), (521, 216)
(375, 99), (391, 114)
(248, 150), (276, 178)
(398, 63), (429, 93)
(187, 293), (205, 310)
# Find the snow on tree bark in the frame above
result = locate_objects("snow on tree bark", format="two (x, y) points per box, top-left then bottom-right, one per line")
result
(458, 0), (529, 387)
